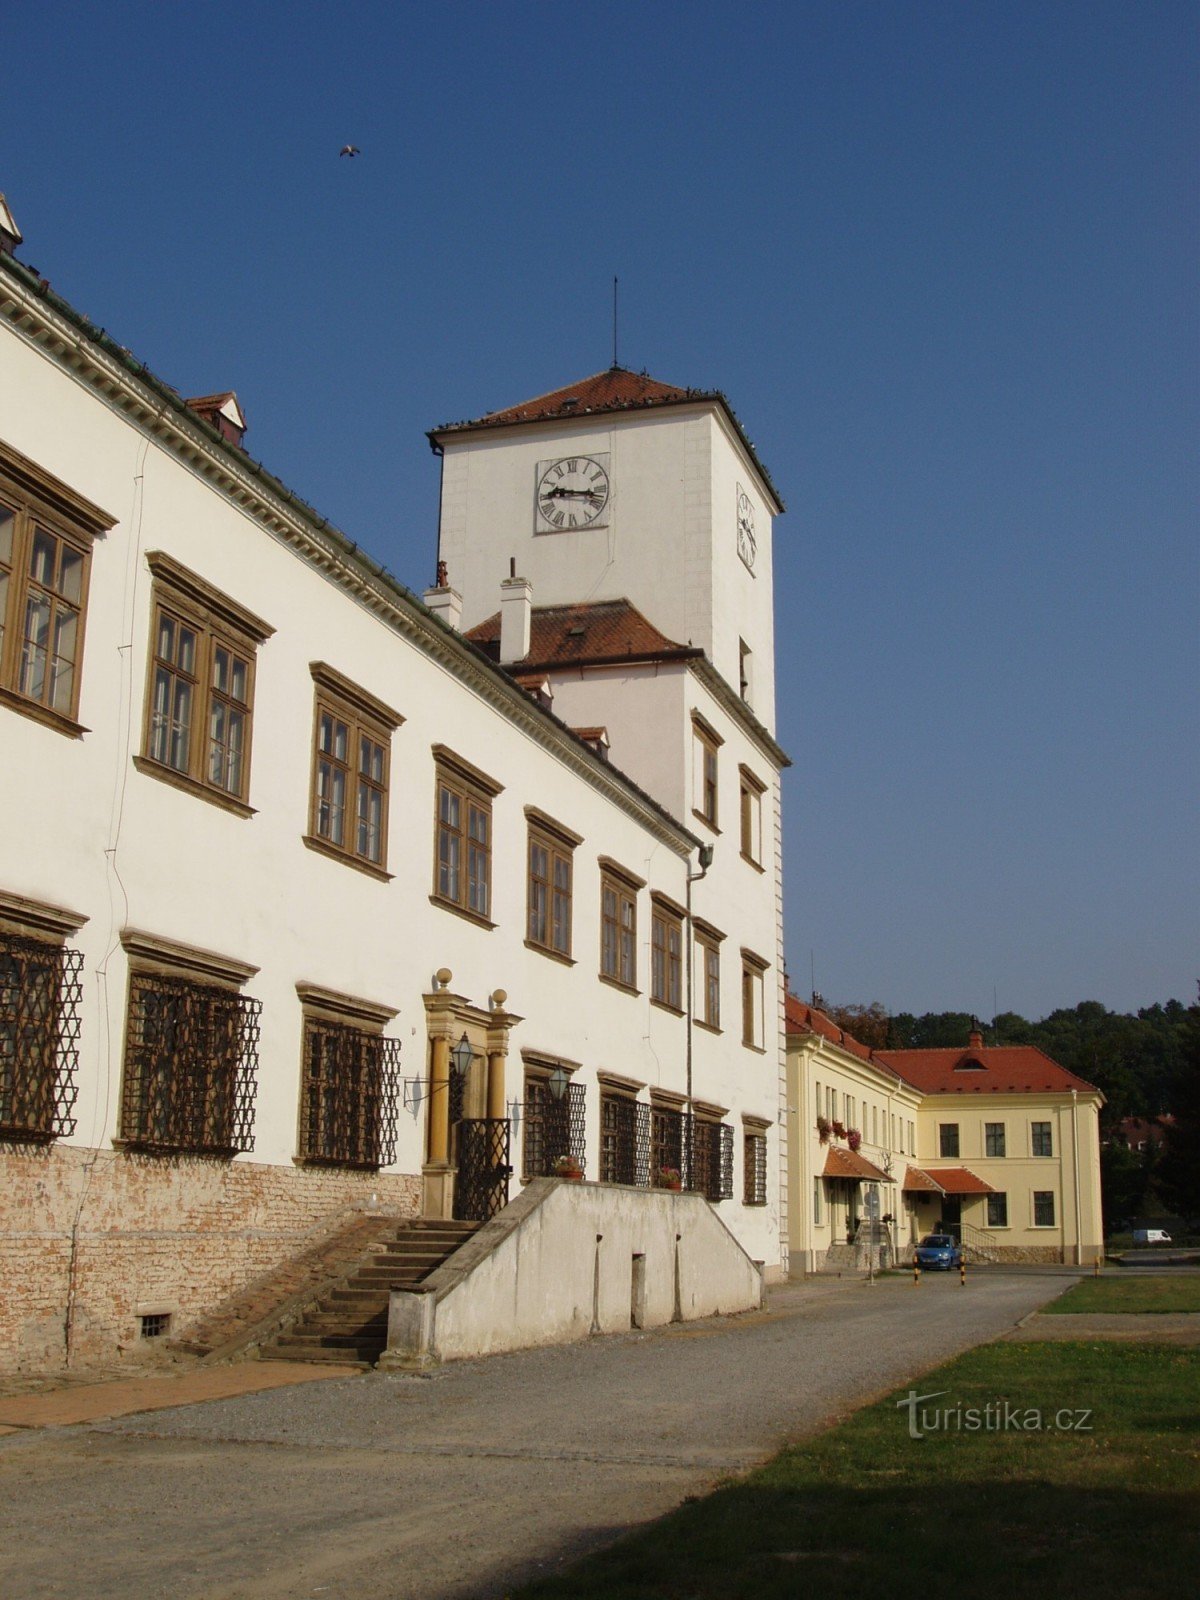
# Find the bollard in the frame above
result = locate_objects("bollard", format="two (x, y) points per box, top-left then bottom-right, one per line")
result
(959, 1257), (966, 1287)
(1095, 1255), (1102, 1277)
(913, 1258), (920, 1284)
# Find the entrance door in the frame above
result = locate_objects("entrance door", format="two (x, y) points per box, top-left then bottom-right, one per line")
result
(453, 1118), (512, 1222)
(940, 1196), (962, 1240)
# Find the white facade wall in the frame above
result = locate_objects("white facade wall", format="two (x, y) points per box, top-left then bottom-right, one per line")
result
(0, 259), (791, 1369)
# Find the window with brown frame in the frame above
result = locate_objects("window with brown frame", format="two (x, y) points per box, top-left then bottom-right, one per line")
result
(690, 1110), (734, 1201)
(599, 859), (642, 991)
(117, 932), (261, 1157)
(432, 746), (502, 924)
(0, 893), (86, 1144)
(650, 895), (684, 1012)
(739, 765), (766, 866)
(137, 552), (273, 813)
(650, 1097), (686, 1185)
(599, 1085), (648, 1186)
(695, 920), (723, 1031)
(521, 1058), (586, 1178)
(0, 442), (113, 733)
(296, 985), (401, 1170)
(691, 713), (723, 830)
(305, 663), (402, 877)
(741, 949), (768, 1048)
(526, 808), (580, 960)
(743, 1125), (768, 1206)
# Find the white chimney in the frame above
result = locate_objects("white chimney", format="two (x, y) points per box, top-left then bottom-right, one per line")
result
(424, 582), (463, 633)
(499, 574), (532, 664)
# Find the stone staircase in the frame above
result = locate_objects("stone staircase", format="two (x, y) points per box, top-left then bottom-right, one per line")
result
(258, 1219), (479, 1367)
(820, 1241), (859, 1274)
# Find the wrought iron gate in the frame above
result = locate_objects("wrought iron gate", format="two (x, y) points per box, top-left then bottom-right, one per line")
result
(454, 1116), (512, 1222)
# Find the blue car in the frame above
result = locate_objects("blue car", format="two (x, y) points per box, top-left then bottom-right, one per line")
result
(915, 1233), (963, 1271)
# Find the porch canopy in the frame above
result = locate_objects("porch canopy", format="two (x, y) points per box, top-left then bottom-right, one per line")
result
(903, 1164), (995, 1195)
(822, 1146), (891, 1184)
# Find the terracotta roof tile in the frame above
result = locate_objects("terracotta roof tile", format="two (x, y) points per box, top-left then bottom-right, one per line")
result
(822, 1146), (892, 1183)
(466, 599), (697, 670)
(876, 1045), (1100, 1097)
(902, 1165), (945, 1194)
(785, 994), (901, 1078)
(909, 1165), (996, 1196)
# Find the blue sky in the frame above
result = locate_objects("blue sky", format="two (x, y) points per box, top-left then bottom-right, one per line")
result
(5, 1), (1196, 1018)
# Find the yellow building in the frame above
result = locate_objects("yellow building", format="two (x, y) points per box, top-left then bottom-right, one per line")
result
(787, 1000), (1104, 1272)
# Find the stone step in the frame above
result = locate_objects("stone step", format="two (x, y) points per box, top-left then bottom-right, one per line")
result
(260, 1343), (374, 1366)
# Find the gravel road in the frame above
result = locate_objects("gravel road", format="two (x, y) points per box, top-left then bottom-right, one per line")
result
(0, 1270), (1071, 1600)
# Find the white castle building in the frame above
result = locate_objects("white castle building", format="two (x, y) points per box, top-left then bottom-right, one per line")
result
(0, 197), (789, 1370)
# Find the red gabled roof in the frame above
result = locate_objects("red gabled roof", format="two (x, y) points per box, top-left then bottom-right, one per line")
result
(822, 1146), (892, 1183)
(875, 1045), (1100, 1097)
(430, 366), (785, 512)
(465, 599), (698, 670)
(785, 994), (901, 1079)
(467, 367), (694, 428)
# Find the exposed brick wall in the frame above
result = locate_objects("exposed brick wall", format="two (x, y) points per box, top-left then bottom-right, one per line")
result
(0, 1143), (420, 1373)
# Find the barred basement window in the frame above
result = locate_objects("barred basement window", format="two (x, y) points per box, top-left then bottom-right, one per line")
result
(599, 1088), (649, 1186)
(306, 663), (403, 877)
(137, 552), (274, 814)
(120, 970), (261, 1156)
(139, 1313), (170, 1340)
(522, 1062), (586, 1179)
(0, 896), (85, 1143)
(298, 1016), (402, 1170)
(743, 1129), (768, 1206)
(0, 441), (114, 735)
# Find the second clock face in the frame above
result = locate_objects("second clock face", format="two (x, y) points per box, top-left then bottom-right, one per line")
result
(536, 456), (610, 531)
(736, 486), (757, 571)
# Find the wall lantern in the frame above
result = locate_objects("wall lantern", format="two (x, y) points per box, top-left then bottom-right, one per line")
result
(451, 1032), (474, 1077)
(547, 1065), (570, 1101)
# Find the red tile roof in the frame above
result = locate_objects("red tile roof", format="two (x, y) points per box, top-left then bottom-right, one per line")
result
(466, 599), (699, 670)
(822, 1146), (892, 1184)
(905, 1165), (996, 1196)
(902, 1165), (945, 1195)
(876, 1045), (1100, 1097)
(430, 367), (785, 512)
(785, 995), (902, 1079)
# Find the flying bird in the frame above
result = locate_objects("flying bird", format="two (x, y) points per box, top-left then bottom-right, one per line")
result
(339, 145), (360, 158)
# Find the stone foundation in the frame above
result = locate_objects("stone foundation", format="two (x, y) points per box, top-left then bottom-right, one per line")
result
(0, 1143), (420, 1374)
(987, 1244), (1066, 1264)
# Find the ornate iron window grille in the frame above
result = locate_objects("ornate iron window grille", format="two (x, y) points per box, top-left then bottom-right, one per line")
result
(600, 1093), (650, 1186)
(651, 1104), (685, 1185)
(454, 1117), (511, 1222)
(299, 1019), (401, 1170)
(121, 972), (260, 1156)
(744, 1131), (768, 1205)
(0, 932), (82, 1143)
(685, 1117), (734, 1202)
(522, 1078), (586, 1178)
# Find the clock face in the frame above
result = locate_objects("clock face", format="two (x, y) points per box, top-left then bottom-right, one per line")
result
(736, 486), (757, 571)
(536, 455), (610, 531)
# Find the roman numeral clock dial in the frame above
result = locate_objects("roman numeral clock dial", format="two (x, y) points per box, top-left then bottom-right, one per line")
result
(535, 455), (610, 532)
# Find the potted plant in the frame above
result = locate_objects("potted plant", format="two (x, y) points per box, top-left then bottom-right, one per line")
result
(654, 1166), (683, 1191)
(831, 1120), (847, 1141)
(552, 1154), (583, 1181)
(847, 1128), (862, 1152)
(816, 1115), (832, 1145)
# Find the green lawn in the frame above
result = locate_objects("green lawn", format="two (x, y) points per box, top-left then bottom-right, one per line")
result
(512, 1341), (1200, 1600)
(1044, 1275), (1200, 1315)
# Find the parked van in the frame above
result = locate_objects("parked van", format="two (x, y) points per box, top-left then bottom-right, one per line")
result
(1131, 1228), (1172, 1246)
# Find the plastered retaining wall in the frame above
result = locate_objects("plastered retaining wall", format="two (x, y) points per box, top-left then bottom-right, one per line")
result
(0, 1143), (419, 1372)
(383, 1177), (764, 1366)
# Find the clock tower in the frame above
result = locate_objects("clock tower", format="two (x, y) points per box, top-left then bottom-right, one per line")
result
(429, 366), (784, 735)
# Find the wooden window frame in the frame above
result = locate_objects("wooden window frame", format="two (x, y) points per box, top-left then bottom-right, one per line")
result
(0, 891), (87, 1144)
(694, 918), (724, 1033)
(1032, 1189), (1056, 1228)
(0, 441), (113, 736)
(741, 947), (769, 1050)
(431, 745), (503, 928)
(738, 765), (766, 869)
(939, 1122), (960, 1158)
(304, 663), (402, 880)
(650, 893), (684, 1013)
(525, 807), (581, 963)
(691, 712), (723, 832)
(984, 1120), (1006, 1158)
(742, 1117), (769, 1206)
(986, 1191), (1009, 1229)
(136, 552), (273, 816)
(1031, 1120), (1053, 1157)
(521, 1054), (585, 1180)
(599, 857), (643, 994)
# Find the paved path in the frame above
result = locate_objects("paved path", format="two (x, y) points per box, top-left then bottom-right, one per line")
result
(0, 1271), (1073, 1600)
